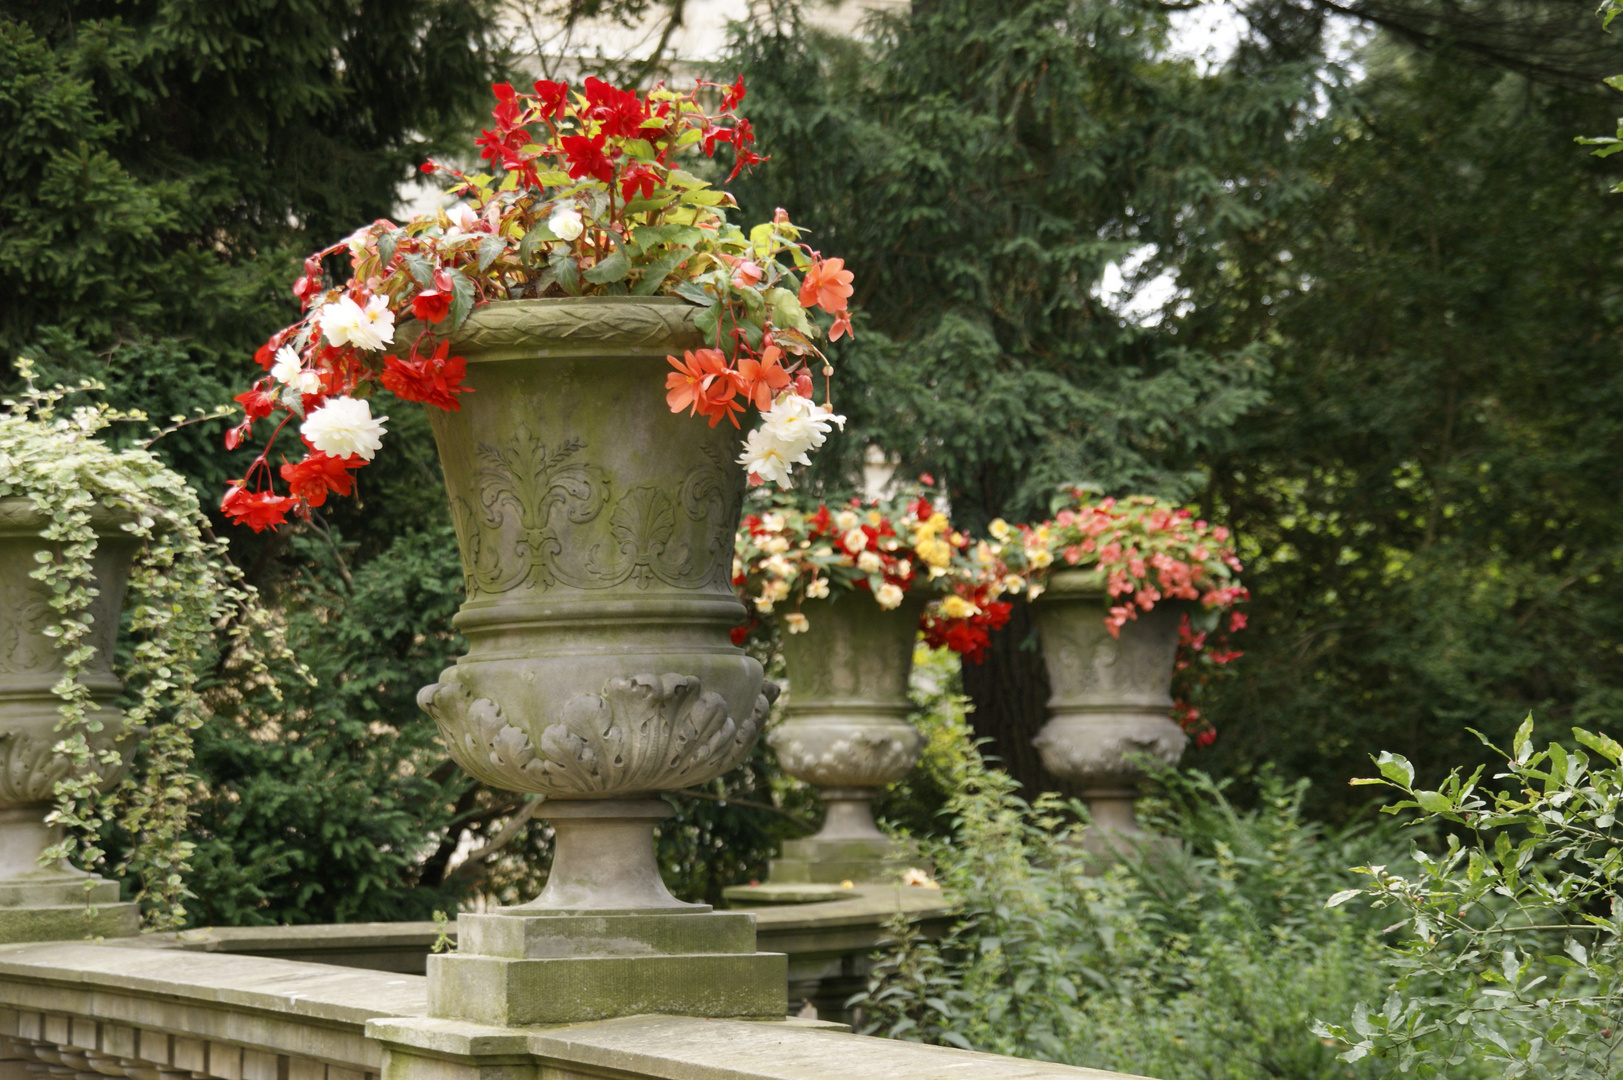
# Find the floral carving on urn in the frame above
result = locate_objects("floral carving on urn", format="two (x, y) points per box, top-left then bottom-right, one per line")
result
(412, 298), (774, 913)
(1032, 569), (1188, 842)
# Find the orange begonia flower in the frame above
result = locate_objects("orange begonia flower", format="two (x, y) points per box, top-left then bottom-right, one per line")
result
(799, 257), (854, 316)
(737, 346), (792, 411)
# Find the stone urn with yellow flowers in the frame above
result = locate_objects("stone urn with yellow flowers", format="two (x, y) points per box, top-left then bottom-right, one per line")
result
(728, 495), (976, 893)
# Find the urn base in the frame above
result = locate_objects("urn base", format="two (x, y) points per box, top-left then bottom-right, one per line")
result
(429, 907), (786, 1024)
(0, 872), (138, 942)
(0, 810), (138, 941)
(768, 836), (918, 886)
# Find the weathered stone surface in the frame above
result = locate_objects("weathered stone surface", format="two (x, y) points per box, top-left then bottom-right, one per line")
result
(1032, 570), (1188, 840)
(426, 951), (786, 1026)
(766, 596), (927, 886)
(767, 835), (917, 887)
(455, 910), (756, 959)
(370, 1014), (1143, 1080)
(0, 934), (1153, 1080)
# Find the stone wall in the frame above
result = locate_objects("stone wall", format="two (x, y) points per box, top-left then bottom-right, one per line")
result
(0, 937), (1145, 1080)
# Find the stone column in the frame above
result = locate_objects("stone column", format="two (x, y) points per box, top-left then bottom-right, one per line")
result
(0, 499), (140, 941)
(762, 594), (925, 886)
(1030, 570), (1186, 858)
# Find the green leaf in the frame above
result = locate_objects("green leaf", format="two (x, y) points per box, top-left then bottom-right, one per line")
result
(766, 287), (811, 334)
(693, 302), (721, 340)
(632, 246), (694, 296)
(405, 254), (436, 289)
(1326, 888), (1361, 908)
(377, 229), (400, 266)
(1574, 728), (1622, 764)
(476, 233), (507, 273)
(551, 253), (582, 296)
(1376, 752), (1415, 788)
(622, 193), (677, 215)
(674, 282), (713, 306)
(619, 138), (656, 160)
(447, 268), (476, 330)
(1513, 714), (1534, 762)
(1544, 742), (1568, 791)
(582, 250), (631, 284)
(1413, 790), (1452, 814)
(682, 189), (728, 207)
(666, 169), (708, 189)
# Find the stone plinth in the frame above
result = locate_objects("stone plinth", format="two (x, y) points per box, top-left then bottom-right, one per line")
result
(428, 909), (785, 1025)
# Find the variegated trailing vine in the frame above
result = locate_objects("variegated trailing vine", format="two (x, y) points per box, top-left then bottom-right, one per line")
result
(0, 359), (297, 930)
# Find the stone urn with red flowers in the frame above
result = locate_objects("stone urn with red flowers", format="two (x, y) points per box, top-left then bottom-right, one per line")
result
(219, 77), (862, 1024)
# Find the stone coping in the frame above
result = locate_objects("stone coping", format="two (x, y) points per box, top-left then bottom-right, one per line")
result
(370, 1014), (1135, 1080)
(742, 885), (954, 933)
(0, 941), (427, 1026)
(0, 939), (1146, 1080)
(122, 886), (957, 959)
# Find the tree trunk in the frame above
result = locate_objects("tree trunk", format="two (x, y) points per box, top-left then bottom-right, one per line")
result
(959, 600), (1084, 801)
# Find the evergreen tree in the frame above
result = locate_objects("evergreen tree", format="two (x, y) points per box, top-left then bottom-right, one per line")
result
(724, 0), (1323, 790)
(1199, 35), (1623, 817)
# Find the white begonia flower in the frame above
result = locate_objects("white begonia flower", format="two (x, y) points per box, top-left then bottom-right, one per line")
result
(760, 393), (844, 461)
(875, 582), (905, 609)
(761, 512), (786, 532)
(443, 204), (481, 242)
(896, 559), (912, 578)
(762, 536), (790, 555)
(754, 595), (775, 613)
(301, 396), (389, 461)
(834, 509), (859, 531)
(783, 612), (809, 635)
(857, 551), (883, 574)
(768, 580), (790, 601)
(738, 428), (797, 489)
(807, 577), (830, 599)
(842, 528), (869, 555)
(319, 294), (396, 352)
(549, 206), (584, 242)
(763, 554), (796, 580)
(270, 347), (323, 396)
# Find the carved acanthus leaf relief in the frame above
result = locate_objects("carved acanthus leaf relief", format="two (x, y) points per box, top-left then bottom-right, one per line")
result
(0, 722), (132, 808)
(767, 723), (925, 788)
(419, 674), (776, 797)
(452, 431), (737, 599)
(1033, 718), (1188, 788)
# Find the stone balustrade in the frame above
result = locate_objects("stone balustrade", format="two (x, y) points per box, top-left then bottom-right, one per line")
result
(139, 886), (955, 1026)
(0, 935), (1144, 1080)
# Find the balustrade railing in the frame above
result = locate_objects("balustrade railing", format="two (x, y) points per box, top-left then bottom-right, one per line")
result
(0, 934), (1146, 1080)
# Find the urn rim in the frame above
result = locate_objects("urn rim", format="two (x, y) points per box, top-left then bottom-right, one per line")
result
(409, 296), (706, 363)
(0, 496), (142, 540)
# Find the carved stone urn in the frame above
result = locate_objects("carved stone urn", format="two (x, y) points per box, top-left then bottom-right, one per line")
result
(763, 594), (926, 885)
(1031, 569), (1187, 854)
(414, 297), (784, 1024)
(0, 499), (140, 941)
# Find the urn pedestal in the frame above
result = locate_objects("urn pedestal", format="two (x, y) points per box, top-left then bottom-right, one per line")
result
(0, 500), (140, 941)
(762, 595), (925, 886)
(1031, 570), (1186, 860)
(414, 298), (785, 1024)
